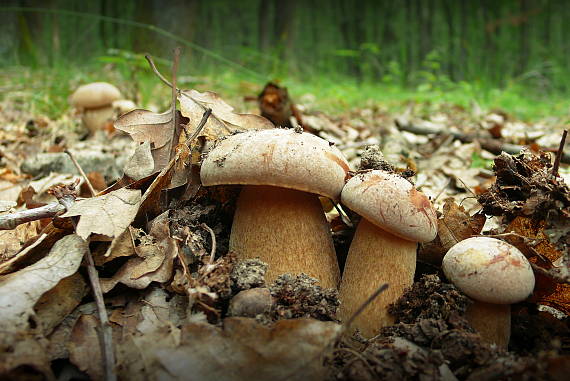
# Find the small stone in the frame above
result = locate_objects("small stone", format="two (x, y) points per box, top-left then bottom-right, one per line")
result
(228, 288), (272, 318)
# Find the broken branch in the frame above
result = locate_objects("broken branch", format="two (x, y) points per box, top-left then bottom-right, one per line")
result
(395, 118), (570, 163)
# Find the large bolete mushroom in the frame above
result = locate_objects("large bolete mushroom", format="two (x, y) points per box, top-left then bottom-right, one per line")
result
(70, 82), (122, 133)
(443, 237), (535, 349)
(201, 128), (349, 288)
(339, 170), (437, 337)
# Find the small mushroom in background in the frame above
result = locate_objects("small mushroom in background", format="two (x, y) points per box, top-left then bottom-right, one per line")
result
(338, 170), (437, 337)
(201, 128), (349, 289)
(70, 82), (123, 133)
(112, 99), (137, 116)
(442, 237), (535, 349)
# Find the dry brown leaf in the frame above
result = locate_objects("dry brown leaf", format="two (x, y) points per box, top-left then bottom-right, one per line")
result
(0, 234), (87, 332)
(100, 211), (176, 293)
(503, 216), (569, 314)
(123, 141), (155, 181)
(0, 220), (41, 262)
(47, 303), (98, 361)
(69, 314), (104, 381)
(178, 89), (273, 141)
(114, 108), (174, 172)
(505, 216), (562, 265)
(153, 318), (340, 381)
(34, 272), (88, 336)
(94, 227), (136, 266)
(420, 199), (485, 265)
(61, 188), (141, 239)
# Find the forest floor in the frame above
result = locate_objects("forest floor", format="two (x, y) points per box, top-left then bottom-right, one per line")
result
(0, 62), (569, 380)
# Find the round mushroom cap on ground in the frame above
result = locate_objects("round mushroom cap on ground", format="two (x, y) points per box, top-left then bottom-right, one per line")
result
(71, 82), (122, 109)
(443, 237), (535, 304)
(200, 129), (350, 200)
(341, 170), (437, 242)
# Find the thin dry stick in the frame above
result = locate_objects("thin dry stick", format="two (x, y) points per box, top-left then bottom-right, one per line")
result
(53, 189), (116, 381)
(65, 150), (97, 197)
(168, 47), (181, 160)
(552, 129), (568, 177)
(0, 201), (65, 230)
(344, 283), (389, 329)
(186, 108), (212, 145)
(332, 201), (353, 228)
(85, 248), (116, 381)
(201, 222), (217, 265)
(145, 54), (175, 89)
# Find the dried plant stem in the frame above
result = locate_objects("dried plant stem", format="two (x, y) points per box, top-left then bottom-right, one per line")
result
(344, 283), (389, 329)
(85, 247), (117, 381)
(169, 47), (181, 160)
(0, 201), (65, 230)
(53, 187), (116, 381)
(186, 108), (212, 145)
(201, 223), (217, 265)
(396, 118), (570, 164)
(145, 54), (175, 89)
(552, 129), (568, 177)
(65, 149), (97, 197)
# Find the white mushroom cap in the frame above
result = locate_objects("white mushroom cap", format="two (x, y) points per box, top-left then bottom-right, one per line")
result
(341, 170), (437, 242)
(200, 129), (349, 200)
(71, 82), (122, 109)
(443, 237), (535, 304)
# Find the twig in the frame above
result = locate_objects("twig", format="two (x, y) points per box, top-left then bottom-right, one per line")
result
(85, 247), (117, 381)
(552, 129), (568, 177)
(332, 201), (353, 228)
(395, 118), (570, 164)
(200, 223), (217, 265)
(530, 262), (570, 284)
(169, 47), (181, 160)
(65, 149), (97, 197)
(145, 54), (175, 89)
(344, 284), (389, 329)
(0, 200), (65, 230)
(185, 108), (212, 145)
(52, 185), (116, 381)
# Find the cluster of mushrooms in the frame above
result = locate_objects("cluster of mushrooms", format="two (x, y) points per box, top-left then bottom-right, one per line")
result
(200, 128), (536, 349)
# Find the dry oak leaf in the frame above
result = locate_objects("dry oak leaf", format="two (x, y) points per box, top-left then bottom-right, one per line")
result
(0, 234), (87, 332)
(178, 89), (273, 141)
(61, 188), (141, 240)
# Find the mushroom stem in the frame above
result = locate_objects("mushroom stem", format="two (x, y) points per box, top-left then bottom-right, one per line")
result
(339, 219), (417, 337)
(466, 301), (510, 349)
(230, 185), (340, 289)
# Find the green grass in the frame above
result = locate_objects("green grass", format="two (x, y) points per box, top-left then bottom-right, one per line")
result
(2, 58), (570, 124)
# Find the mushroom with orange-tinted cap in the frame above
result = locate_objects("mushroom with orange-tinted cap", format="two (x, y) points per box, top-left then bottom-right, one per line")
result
(70, 82), (122, 133)
(338, 170), (437, 337)
(443, 236), (535, 349)
(200, 128), (350, 289)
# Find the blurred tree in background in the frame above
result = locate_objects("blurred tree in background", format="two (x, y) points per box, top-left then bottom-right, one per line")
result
(1, 0), (569, 93)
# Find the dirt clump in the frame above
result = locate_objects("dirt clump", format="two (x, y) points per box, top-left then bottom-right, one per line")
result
(265, 273), (339, 322)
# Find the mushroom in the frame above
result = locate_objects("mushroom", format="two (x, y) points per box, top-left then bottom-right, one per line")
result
(201, 128), (349, 289)
(70, 82), (122, 133)
(339, 170), (437, 337)
(442, 236), (535, 349)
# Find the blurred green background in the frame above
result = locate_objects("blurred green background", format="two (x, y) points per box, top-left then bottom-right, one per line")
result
(2, 0), (569, 119)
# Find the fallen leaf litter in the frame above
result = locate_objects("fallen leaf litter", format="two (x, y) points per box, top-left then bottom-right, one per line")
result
(0, 53), (568, 380)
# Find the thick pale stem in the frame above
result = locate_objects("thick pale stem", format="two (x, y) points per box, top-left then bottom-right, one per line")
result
(466, 301), (510, 349)
(339, 219), (417, 337)
(230, 185), (340, 289)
